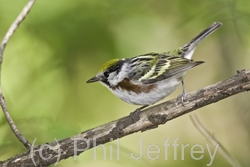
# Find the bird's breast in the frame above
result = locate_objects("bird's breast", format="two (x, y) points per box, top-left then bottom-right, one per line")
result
(111, 78), (156, 94)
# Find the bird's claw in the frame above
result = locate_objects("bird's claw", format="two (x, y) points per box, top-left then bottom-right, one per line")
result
(130, 105), (148, 116)
(180, 90), (186, 106)
(129, 108), (140, 116)
(177, 92), (186, 106)
(178, 79), (186, 106)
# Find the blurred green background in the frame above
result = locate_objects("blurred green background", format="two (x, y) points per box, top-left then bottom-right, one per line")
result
(0, 0), (250, 166)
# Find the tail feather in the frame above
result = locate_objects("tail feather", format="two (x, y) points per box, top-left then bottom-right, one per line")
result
(182, 22), (222, 59)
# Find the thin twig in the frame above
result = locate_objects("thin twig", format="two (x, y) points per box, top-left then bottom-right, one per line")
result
(0, 0), (36, 149)
(189, 113), (242, 167)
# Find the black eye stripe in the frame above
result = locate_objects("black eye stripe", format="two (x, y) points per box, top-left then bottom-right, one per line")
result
(104, 60), (125, 76)
(101, 77), (110, 87)
(104, 71), (109, 78)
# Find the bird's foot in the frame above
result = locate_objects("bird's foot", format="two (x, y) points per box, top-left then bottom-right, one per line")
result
(177, 90), (186, 106)
(177, 79), (187, 106)
(130, 105), (148, 116)
(129, 108), (141, 116)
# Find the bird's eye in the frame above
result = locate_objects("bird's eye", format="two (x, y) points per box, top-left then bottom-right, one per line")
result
(103, 71), (109, 78)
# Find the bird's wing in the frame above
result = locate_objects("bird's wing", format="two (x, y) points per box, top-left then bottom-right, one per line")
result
(127, 53), (158, 81)
(128, 53), (204, 84)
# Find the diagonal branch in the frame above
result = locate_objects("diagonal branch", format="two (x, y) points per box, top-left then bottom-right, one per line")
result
(0, 0), (36, 149)
(0, 69), (249, 166)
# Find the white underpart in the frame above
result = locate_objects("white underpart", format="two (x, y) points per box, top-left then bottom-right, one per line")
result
(108, 63), (130, 86)
(104, 77), (182, 106)
(183, 48), (196, 60)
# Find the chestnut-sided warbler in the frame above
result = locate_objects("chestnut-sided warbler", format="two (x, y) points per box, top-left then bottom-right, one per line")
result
(87, 22), (222, 114)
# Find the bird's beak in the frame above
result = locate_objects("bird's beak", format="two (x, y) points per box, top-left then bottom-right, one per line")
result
(86, 76), (100, 83)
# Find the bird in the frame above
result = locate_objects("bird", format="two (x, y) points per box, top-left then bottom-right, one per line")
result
(87, 22), (222, 115)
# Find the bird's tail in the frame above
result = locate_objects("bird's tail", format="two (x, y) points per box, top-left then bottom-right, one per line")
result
(182, 22), (222, 59)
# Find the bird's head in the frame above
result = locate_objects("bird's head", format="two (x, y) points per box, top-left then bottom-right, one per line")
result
(86, 58), (128, 87)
